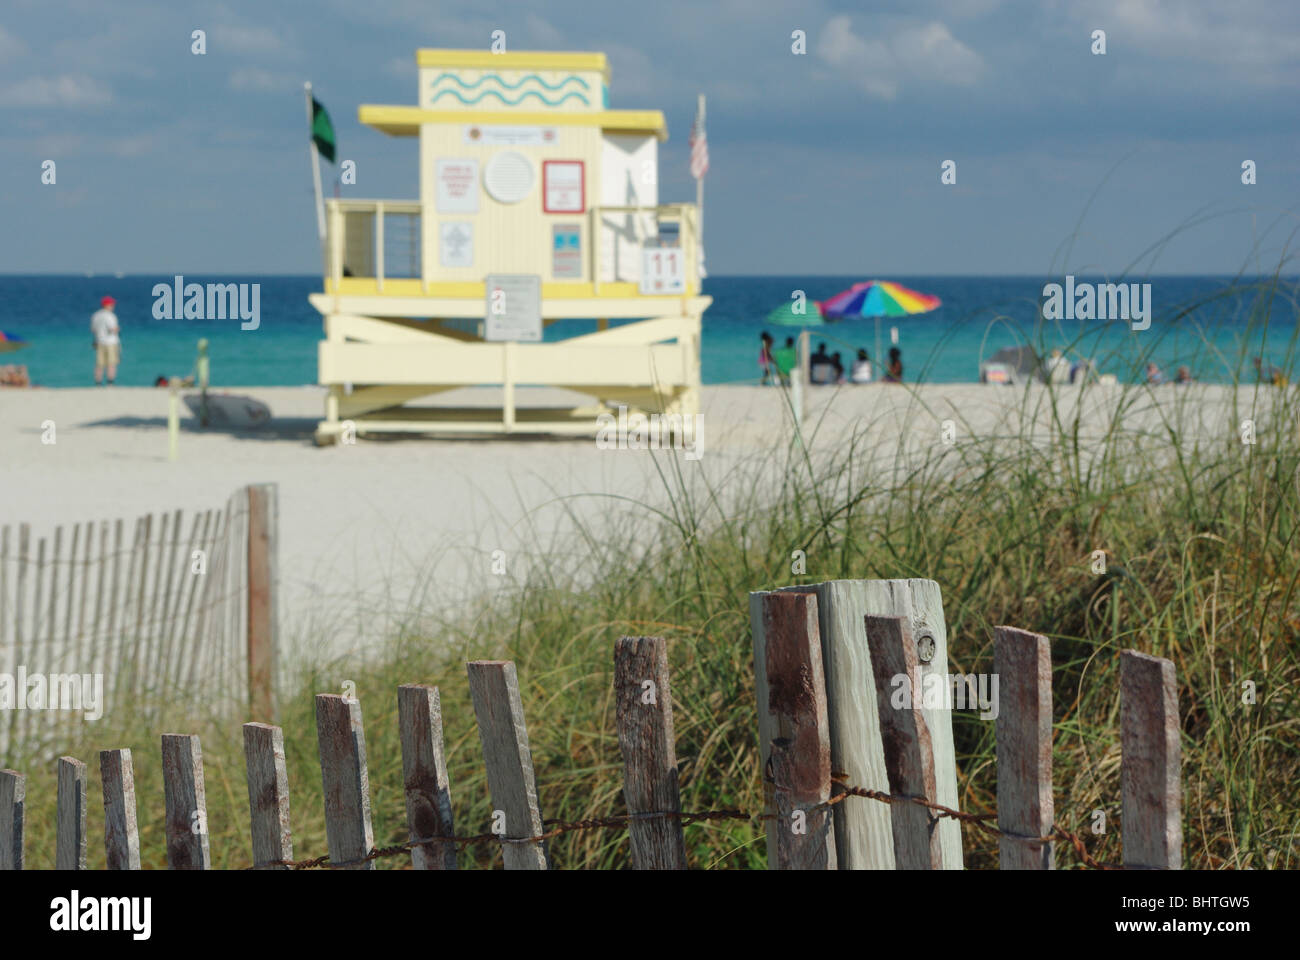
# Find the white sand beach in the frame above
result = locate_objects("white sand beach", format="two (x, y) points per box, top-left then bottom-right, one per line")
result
(2, 382), (1289, 672)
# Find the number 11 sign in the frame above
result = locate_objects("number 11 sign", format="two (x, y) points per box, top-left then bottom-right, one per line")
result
(639, 247), (686, 295)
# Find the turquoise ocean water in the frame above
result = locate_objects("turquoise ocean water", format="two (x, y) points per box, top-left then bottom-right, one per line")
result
(1, 275), (1295, 388)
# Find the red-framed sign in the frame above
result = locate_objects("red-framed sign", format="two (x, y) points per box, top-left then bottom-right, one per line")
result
(542, 160), (585, 214)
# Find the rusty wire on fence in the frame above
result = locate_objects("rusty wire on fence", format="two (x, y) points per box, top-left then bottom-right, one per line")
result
(259, 774), (1122, 871)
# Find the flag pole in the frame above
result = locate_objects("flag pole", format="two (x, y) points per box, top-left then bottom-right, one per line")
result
(304, 82), (327, 281)
(695, 93), (706, 279)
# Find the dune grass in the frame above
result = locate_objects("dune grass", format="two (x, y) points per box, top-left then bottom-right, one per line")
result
(8, 286), (1300, 871)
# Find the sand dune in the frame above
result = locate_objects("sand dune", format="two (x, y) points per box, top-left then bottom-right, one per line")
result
(2, 382), (1289, 670)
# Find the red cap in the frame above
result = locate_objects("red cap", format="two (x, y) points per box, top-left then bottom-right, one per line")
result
(101, 296), (116, 308)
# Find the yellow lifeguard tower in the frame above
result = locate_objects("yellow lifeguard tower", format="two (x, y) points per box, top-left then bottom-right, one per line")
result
(310, 48), (709, 443)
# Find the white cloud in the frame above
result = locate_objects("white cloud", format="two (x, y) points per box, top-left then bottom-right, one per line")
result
(0, 74), (111, 107)
(212, 23), (288, 57)
(817, 15), (984, 100)
(386, 55), (417, 79)
(1068, 0), (1300, 78)
(229, 67), (297, 93)
(0, 25), (25, 59)
(525, 14), (565, 48)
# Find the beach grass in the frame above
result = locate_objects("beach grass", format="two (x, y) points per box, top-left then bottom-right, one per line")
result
(7, 305), (1300, 870)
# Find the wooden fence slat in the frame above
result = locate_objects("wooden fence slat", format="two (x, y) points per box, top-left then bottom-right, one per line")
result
(189, 507), (224, 696)
(154, 509), (184, 701)
(14, 525), (28, 683)
(46, 529), (59, 680)
(467, 660), (548, 870)
(994, 625), (1054, 869)
(315, 693), (376, 870)
(33, 538), (45, 702)
(63, 523), (79, 675)
(143, 512), (169, 705)
(98, 519), (119, 709)
(246, 484), (278, 721)
(1121, 650), (1182, 869)
(132, 513), (153, 701)
(864, 613), (943, 869)
(754, 579), (963, 869)
(614, 636), (688, 870)
(161, 733), (211, 869)
(100, 748), (141, 870)
(177, 510), (213, 689)
(167, 511), (202, 689)
(0, 526), (9, 755)
(75, 522), (92, 669)
(1, 525), (8, 665)
(753, 594), (836, 870)
(243, 722), (294, 869)
(397, 684), (457, 870)
(56, 756), (87, 870)
(115, 517), (143, 710)
(0, 769), (23, 870)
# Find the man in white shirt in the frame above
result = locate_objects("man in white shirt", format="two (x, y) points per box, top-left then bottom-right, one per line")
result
(91, 296), (120, 385)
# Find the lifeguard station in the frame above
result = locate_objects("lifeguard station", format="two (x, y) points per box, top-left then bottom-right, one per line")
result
(310, 48), (709, 443)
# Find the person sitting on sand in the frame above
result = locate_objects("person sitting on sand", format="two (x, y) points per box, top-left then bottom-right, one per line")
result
(91, 296), (121, 385)
(831, 352), (846, 384)
(882, 347), (903, 383)
(1145, 362), (1167, 385)
(850, 348), (873, 384)
(809, 342), (837, 385)
(1175, 365), (1194, 385)
(1254, 356), (1287, 386)
(0, 364), (31, 387)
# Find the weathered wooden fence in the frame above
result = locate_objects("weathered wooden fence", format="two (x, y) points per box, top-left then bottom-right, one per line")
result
(0, 577), (1181, 870)
(0, 483), (279, 757)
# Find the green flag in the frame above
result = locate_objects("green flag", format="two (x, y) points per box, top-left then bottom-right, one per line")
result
(311, 97), (336, 163)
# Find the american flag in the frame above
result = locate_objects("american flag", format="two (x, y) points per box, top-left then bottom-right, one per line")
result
(689, 105), (709, 180)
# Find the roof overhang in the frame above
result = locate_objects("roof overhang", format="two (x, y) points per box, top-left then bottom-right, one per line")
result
(358, 104), (668, 141)
(415, 49), (611, 83)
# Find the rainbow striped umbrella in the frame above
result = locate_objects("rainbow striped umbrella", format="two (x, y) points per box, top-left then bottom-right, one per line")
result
(817, 280), (941, 370)
(818, 280), (941, 319)
(0, 331), (28, 355)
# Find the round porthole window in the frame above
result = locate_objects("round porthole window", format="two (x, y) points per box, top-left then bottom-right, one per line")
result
(483, 151), (535, 204)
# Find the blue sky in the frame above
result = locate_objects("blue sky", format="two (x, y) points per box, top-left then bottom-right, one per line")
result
(1, 0), (1297, 275)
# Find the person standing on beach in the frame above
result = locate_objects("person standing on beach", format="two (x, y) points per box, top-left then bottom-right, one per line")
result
(758, 331), (776, 385)
(91, 296), (120, 385)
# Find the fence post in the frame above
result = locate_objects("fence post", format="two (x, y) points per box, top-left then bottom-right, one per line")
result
(243, 722), (294, 869)
(397, 684), (458, 870)
(1121, 650), (1181, 869)
(755, 578), (963, 869)
(162, 733), (211, 869)
(864, 614), (943, 869)
(467, 660), (548, 870)
(315, 693), (376, 870)
(0, 769), (23, 870)
(56, 757), (88, 870)
(100, 748), (141, 869)
(995, 626), (1054, 869)
(246, 483), (278, 721)
(753, 593), (837, 869)
(614, 637), (688, 870)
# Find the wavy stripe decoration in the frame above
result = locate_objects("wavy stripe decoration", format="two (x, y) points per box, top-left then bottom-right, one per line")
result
(431, 88), (591, 106)
(427, 71), (591, 91)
